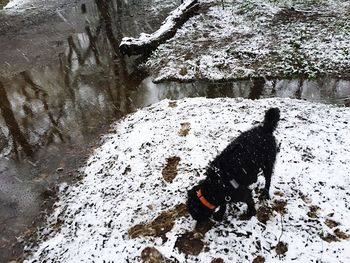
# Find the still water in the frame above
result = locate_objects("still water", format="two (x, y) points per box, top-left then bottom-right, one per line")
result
(0, 0), (349, 261)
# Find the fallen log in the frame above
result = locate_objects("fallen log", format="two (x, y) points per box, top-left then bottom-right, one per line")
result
(119, 0), (199, 56)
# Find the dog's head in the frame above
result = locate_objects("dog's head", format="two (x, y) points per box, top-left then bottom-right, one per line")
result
(263, 107), (280, 133)
(187, 185), (215, 221)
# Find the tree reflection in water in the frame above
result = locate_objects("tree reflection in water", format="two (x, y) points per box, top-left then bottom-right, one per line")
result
(0, 0), (167, 160)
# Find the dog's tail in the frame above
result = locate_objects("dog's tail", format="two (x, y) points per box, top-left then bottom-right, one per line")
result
(263, 107), (280, 133)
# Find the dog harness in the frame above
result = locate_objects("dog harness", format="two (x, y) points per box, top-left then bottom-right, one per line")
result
(196, 189), (216, 210)
(209, 166), (240, 202)
(211, 166), (240, 189)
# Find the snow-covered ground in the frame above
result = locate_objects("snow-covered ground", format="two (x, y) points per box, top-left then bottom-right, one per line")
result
(4, 0), (37, 9)
(24, 98), (350, 262)
(146, 0), (350, 82)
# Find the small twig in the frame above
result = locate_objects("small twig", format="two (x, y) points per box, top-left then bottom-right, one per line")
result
(259, 229), (264, 254)
(277, 213), (284, 259)
(278, 213), (284, 243)
(319, 223), (325, 262)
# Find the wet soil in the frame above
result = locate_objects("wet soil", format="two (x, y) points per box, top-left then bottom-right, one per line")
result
(252, 255), (265, 263)
(275, 241), (288, 256)
(211, 258), (224, 263)
(256, 206), (272, 224)
(128, 203), (187, 240)
(168, 101), (178, 108)
(272, 199), (288, 215)
(307, 205), (320, 218)
(141, 247), (177, 263)
(320, 233), (340, 243)
(175, 220), (215, 256)
(128, 203), (215, 257)
(334, 229), (350, 240)
(324, 219), (340, 229)
(178, 122), (191, 137)
(320, 219), (349, 243)
(162, 156), (181, 183)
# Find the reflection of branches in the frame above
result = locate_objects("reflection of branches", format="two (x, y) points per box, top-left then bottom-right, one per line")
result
(295, 78), (304, 99)
(249, 77), (265, 100)
(96, 0), (131, 115)
(84, 25), (102, 65)
(0, 123), (9, 153)
(67, 25), (102, 67)
(271, 80), (277, 96)
(20, 82), (35, 132)
(67, 38), (74, 70)
(0, 81), (33, 157)
(21, 72), (66, 144)
(95, 0), (151, 115)
(59, 53), (76, 103)
(68, 36), (84, 65)
(317, 78), (337, 103)
(61, 0), (150, 120)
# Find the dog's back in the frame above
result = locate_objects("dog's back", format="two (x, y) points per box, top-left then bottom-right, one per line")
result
(209, 108), (280, 186)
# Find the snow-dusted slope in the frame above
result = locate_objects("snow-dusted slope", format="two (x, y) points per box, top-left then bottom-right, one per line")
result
(25, 98), (350, 262)
(3, 0), (39, 9)
(146, 0), (350, 82)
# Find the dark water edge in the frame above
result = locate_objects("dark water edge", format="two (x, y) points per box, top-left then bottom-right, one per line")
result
(0, 0), (349, 262)
(146, 77), (350, 106)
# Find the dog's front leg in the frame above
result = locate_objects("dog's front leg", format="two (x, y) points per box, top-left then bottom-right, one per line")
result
(240, 189), (257, 220)
(261, 164), (273, 200)
(212, 203), (226, 221)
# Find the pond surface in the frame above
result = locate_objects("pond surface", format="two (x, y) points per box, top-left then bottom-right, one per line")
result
(0, 0), (349, 262)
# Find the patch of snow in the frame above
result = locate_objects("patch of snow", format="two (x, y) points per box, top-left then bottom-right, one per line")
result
(24, 98), (350, 262)
(4, 0), (33, 9)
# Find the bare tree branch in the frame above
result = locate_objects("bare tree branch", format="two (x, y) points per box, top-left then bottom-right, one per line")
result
(119, 0), (199, 56)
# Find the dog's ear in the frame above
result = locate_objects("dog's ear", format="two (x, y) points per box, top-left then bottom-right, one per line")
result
(187, 186), (212, 221)
(263, 107), (280, 132)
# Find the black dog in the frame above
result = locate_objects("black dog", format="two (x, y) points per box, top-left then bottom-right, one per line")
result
(187, 107), (280, 221)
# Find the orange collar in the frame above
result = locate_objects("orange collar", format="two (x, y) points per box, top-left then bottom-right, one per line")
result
(197, 189), (216, 210)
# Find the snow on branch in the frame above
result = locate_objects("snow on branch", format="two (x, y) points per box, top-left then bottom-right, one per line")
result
(119, 0), (199, 56)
